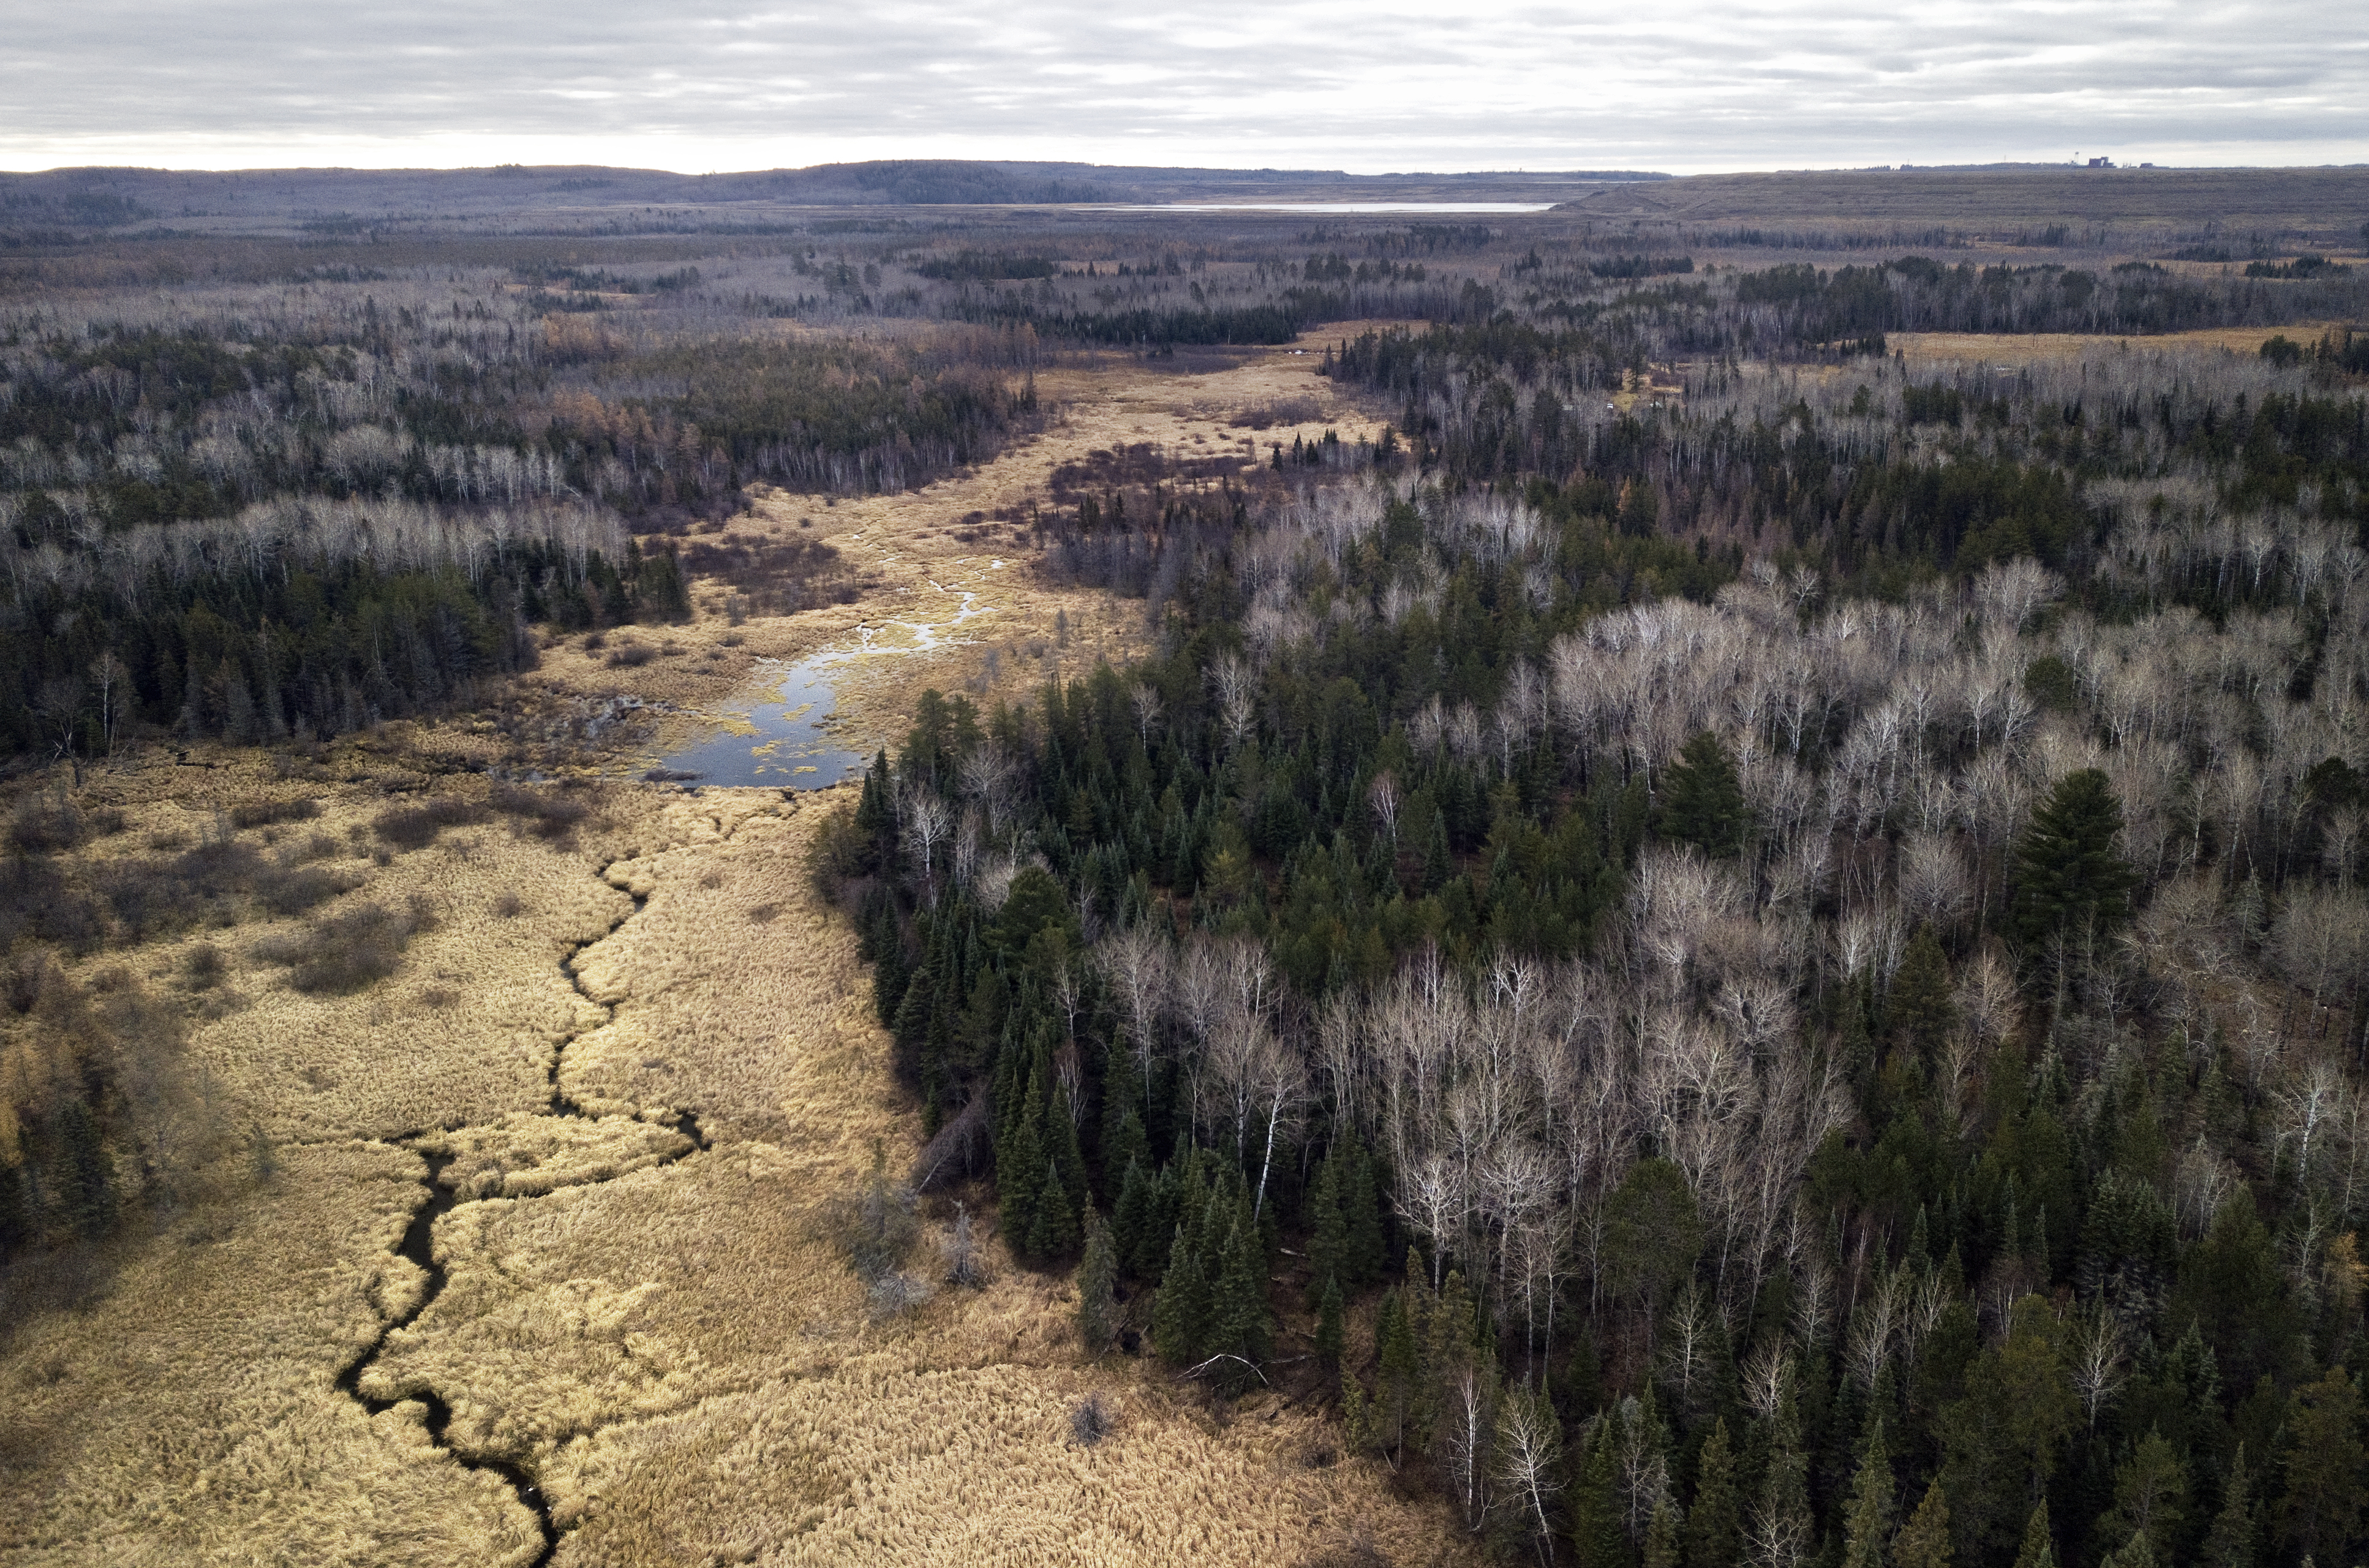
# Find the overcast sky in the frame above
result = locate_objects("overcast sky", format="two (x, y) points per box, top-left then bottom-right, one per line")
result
(6, 1), (2365, 175)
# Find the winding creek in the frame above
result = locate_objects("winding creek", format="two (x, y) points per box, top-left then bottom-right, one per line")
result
(333, 868), (705, 1564)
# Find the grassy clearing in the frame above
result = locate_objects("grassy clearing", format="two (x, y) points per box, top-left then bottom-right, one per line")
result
(1892, 322), (2351, 366)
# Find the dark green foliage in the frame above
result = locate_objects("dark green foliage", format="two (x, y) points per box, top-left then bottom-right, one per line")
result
(1075, 1201), (1120, 1353)
(1571, 1416), (1635, 1568)
(2199, 1445), (2258, 1568)
(2013, 1504), (2057, 1568)
(1655, 731), (1747, 856)
(1151, 1219), (1209, 1365)
(2277, 1368), (2366, 1563)
(1601, 1158), (1706, 1317)
(1842, 1415), (1896, 1568)
(1316, 1273), (1346, 1370)
(1888, 924), (1956, 1056)
(1684, 1423), (1744, 1568)
(58, 1097), (116, 1239)
(2009, 769), (2137, 956)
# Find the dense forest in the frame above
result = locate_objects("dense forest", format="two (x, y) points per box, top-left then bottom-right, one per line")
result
(6, 214), (2369, 1566)
(822, 323), (2369, 1564)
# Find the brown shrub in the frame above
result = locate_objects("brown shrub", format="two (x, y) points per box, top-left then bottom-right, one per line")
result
(228, 799), (320, 831)
(489, 785), (590, 840)
(254, 862), (356, 918)
(254, 896), (432, 995)
(372, 797), (486, 851)
(9, 798), (84, 854)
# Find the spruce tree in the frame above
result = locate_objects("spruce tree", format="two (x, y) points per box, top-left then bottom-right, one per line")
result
(1151, 1221), (1208, 1365)
(870, 900), (909, 1028)
(1343, 1131), (1388, 1286)
(1376, 1285), (1420, 1454)
(1656, 731), (1747, 857)
(1685, 1417), (1742, 1568)
(1842, 1415), (1896, 1568)
(1075, 1200), (1119, 1353)
(1044, 1079), (1088, 1213)
(1422, 806), (1453, 892)
(998, 1069), (1045, 1256)
(2012, 1503), (2055, 1568)
(1316, 1273), (1346, 1370)
(1889, 924), (1956, 1056)
(1111, 1159), (1153, 1276)
(1572, 1417), (1635, 1568)
(2009, 768), (2136, 954)
(1895, 1482), (1953, 1568)
(1208, 1209), (1273, 1385)
(1305, 1144), (1348, 1306)
(1342, 1370), (1377, 1457)
(2199, 1444), (2257, 1568)
(1755, 1384), (1812, 1568)
(1026, 1156), (1079, 1259)
(1644, 1494), (1684, 1568)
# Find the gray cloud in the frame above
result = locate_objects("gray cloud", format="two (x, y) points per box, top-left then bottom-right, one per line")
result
(4, 1), (2364, 171)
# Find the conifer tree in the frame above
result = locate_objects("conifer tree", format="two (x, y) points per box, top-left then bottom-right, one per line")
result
(1422, 806), (1453, 892)
(1112, 1158), (1153, 1276)
(1889, 924), (1956, 1055)
(1343, 1370), (1377, 1457)
(2199, 1444), (2258, 1568)
(1656, 731), (1747, 857)
(1026, 1156), (1079, 1259)
(998, 1066), (1045, 1255)
(1685, 1417), (1742, 1568)
(1343, 1131), (1388, 1286)
(1076, 1200), (1119, 1353)
(2012, 1503), (2055, 1568)
(1152, 1222), (1208, 1365)
(2009, 768), (2136, 956)
(1573, 1417), (1636, 1568)
(1306, 1143), (1349, 1306)
(2277, 1368), (2366, 1564)
(1842, 1415), (1897, 1568)
(1895, 1483), (1953, 1568)
(1317, 1273), (1346, 1371)
(1377, 1284), (1421, 1454)
(1208, 1207), (1274, 1377)
(1644, 1494), (1684, 1568)
(2096, 1430), (2186, 1564)
(1044, 1078), (1088, 1213)
(1753, 1384), (1813, 1568)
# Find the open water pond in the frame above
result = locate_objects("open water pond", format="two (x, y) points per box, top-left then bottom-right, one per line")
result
(655, 657), (867, 789)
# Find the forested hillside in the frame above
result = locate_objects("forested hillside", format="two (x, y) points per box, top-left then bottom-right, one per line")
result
(828, 333), (2369, 1566)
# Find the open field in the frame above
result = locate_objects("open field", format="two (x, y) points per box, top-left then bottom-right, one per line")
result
(1891, 322), (2357, 368)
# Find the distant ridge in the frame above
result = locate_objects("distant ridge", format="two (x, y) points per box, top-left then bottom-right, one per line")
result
(0, 159), (1672, 235)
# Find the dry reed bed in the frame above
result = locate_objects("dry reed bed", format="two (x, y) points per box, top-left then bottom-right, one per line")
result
(0, 1141), (540, 1566)
(364, 800), (1465, 1567)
